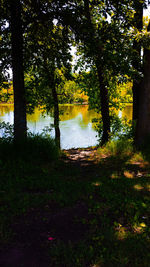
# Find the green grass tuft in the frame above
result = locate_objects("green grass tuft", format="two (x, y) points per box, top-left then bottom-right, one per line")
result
(98, 138), (133, 158)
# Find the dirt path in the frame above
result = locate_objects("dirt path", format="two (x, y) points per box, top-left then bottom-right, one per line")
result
(63, 147), (98, 166)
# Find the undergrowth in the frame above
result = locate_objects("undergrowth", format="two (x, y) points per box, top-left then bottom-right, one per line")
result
(97, 137), (133, 158)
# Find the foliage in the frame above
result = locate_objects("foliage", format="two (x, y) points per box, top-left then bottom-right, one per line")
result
(97, 137), (133, 158)
(57, 78), (88, 104)
(77, 68), (133, 141)
(0, 121), (14, 141)
(25, 67), (88, 113)
(0, 121), (59, 160)
(0, 0), (148, 144)
(0, 82), (13, 103)
(76, 69), (101, 110)
(0, 0), (150, 142)
(24, 18), (72, 113)
(93, 113), (133, 144)
(78, 70), (133, 109)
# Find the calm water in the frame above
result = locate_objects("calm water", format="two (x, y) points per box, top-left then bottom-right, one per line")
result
(0, 104), (132, 149)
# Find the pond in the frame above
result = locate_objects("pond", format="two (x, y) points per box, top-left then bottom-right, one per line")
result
(0, 104), (132, 149)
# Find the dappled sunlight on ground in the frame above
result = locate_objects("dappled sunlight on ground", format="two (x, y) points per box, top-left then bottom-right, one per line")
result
(1, 145), (150, 266)
(132, 222), (147, 234)
(111, 171), (122, 179)
(92, 182), (102, 187)
(63, 147), (98, 166)
(133, 183), (150, 191)
(114, 225), (128, 240)
(134, 184), (144, 191)
(124, 170), (134, 178)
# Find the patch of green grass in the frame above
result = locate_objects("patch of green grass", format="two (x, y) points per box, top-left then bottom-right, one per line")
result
(98, 138), (133, 158)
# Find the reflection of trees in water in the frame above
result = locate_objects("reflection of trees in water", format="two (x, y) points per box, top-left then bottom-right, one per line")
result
(59, 105), (82, 121)
(0, 105), (43, 123)
(0, 105), (14, 116)
(122, 105), (132, 120)
(27, 108), (43, 122)
(0, 104), (133, 126)
(59, 105), (99, 126)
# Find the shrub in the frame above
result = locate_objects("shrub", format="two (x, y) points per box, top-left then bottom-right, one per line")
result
(0, 122), (59, 162)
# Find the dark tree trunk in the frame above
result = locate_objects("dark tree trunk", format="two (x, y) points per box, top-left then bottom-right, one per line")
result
(135, 24), (150, 146)
(96, 66), (110, 144)
(44, 60), (61, 149)
(84, 0), (110, 144)
(52, 85), (61, 149)
(50, 69), (60, 149)
(132, 2), (143, 122)
(10, 0), (27, 141)
(132, 76), (141, 122)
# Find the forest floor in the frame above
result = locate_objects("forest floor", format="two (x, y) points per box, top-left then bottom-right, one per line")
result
(0, 146), (150, 266)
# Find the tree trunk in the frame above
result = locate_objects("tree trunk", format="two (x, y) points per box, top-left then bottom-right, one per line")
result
(50, 69), (60, 149)
(135, 40), (150, 146)
(10, 0), (27, 142)
(96, 65), (110, 144)
(132, 2), (143, 122)
(84, 0), (110, 144)
(52, 85), (61, 149)
(43, 60), (61, 149)
(132, 75), (141, 122)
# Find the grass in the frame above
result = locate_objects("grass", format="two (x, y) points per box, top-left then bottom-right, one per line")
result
(97, 138), (133, 158)
(0, 137), (150, 266)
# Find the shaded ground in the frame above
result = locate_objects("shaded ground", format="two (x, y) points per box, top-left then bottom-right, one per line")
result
(0, 148), (96, 267)
(0, 147), (150, 266)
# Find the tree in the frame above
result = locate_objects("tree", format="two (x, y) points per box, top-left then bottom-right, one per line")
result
(68, 0), (135, 144)
(135, 20), (150, 145)
(79, 0), (110, 144)
(0, 0), (72, 146)
(24, 19), (72, 148)
(132, 1), (144, 123)
(0, 0), (34, 141)
(10, 0), (27, 141)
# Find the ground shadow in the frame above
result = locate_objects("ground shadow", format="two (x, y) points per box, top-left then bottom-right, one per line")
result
(0, 148), (150, 266)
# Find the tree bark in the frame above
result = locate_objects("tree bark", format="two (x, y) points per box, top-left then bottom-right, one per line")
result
(96, 66), (110, 144)
(10, 0), (27, 141)
(135, 25), (150, 146)
(51, 69), (60, 149)
(43, 59), (61, 149)
(52, 84), (61, 149)
(132, 1), (143, 122)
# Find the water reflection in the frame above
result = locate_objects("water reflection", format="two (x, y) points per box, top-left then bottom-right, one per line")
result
(0, 104), (99, 149)
(0, 104), (133, 149)
(122, 105), (132, 120)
